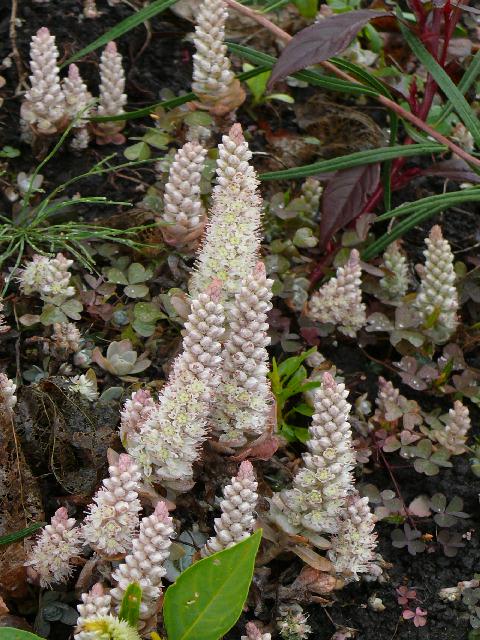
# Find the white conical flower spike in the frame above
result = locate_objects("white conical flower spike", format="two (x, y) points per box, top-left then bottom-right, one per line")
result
(190, 124), (263, 307)
(213, 261), (273, 446)
(201, 460), (258, 556)
(307, 249), (366, 337)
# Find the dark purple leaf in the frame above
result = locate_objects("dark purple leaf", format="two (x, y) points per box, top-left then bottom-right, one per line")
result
(421, 158), (480, 184)
(268, 10), (387, 88)
(319, 163), (380, 249)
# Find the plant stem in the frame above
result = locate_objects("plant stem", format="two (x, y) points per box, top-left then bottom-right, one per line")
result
(224, 0), (480, 169)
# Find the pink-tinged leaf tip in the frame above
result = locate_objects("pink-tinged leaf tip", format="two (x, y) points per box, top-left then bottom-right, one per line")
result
(118, 453), (134, 471)
(53, 506), (69, 522)
(253, 261), (266, 279)
(153, 500), (171, 521)
(228, 123), (245, 145)
(429, 224), (443, 241)
(68, 64), (80, 79)
(322, 371), (336, 389)
(206, 278), (222, 302)
(238, 459), (254, 480)
(90, 582), (105, 597)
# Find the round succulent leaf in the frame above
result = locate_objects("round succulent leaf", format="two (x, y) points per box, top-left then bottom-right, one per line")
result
(434, 512), (458, 528)
(134, 302), (165, 323)
(61, 298), (83, 320)
(124, 141), (151, 161)
(124, 284), (149, 299)
(414, 458), (439, 476)
(127, 263), (151, 285)
(105, 268), (129, 285)
(40, 305), (67, 326)
(132, 319), (156, 337)
(430, 493), (447, 513)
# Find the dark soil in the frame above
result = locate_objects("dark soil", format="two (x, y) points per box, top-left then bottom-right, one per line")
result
(1, 3), (480, 640)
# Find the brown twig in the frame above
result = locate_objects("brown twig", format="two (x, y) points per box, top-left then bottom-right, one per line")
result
(224, 0), (480, 169)
(9, 0), (27, 92)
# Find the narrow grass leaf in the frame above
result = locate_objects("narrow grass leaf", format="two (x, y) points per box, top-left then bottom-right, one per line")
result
(260, 142), (445, 181)
(63, 0), (179, 66)
(0, 631), (44, 640)
(0, 523), (45, 546)
(398, 16), (480, 146)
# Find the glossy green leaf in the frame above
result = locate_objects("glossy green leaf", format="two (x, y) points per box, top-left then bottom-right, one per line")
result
(124, 142), (151, 161)
(260, 142), (446, 181)
(118, 582), (142, 628)
(398, 13), (480, 146)
(163, 530), (262, 640)
(63, 0), (179, 66)
(0, 522), (45, 546)
(0, 630), (44, 640)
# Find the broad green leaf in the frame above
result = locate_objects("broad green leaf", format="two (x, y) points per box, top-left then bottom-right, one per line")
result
(118, 583), (142, 628)
(0, 630), (44, 640)
(134, 302), (164, 323)
(293, 0), (318, 19)
(143, 129), (171, 150)
(127, 263), (150, 284)
(243, 63), (270, 103)
(132, 319), (156, 337)
(124, 142), (151, 161)
(124, 284), (149, 299)
(106, 267), (129, 285)
(0, 523), (45, 546)
(398, 13), (480, 146)
(163, 530), (262, 640)
(61, 298), (83, 320)
(260, 142), (446, 181)
(40, 304), (67, 326)
(63, 0), (179, 66)
(276, 347), (317, 381)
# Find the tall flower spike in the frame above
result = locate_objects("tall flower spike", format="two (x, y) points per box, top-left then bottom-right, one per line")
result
(18, 253), (75, 302)
(62, 64), (93, 150)
(328, 492), (378, 581)
(75, 583), (112, 640)
(242, 622), (272, 640)
(307, 249), (366, 337)
(201, 460), (258, 557)
(96, 42), (127, 143)
(25, 507), (83, 587)
(160, 141), (208, 251)
(0, 374), (17, 413)
(127, 282), (225, 486)
(192, 0), (245, 114)
(270, 373), (355, 537)
(119, 389), (156, 448)
(435, 400), (471, 455)
(21, 27), (66, 135)
(110, 501), (174, 624)
(213, 262), (273, 446)
(190, 124), (263, 306)
(81, 453), (141, 557)
(414, 225), (458, 342)
(379, 241), (409, 301)
(374, 376), (404, 422)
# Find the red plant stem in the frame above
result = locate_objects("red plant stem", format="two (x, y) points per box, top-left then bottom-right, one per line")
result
(409, 0), (427, 31)
(418, 7), (443, 120)
(379, 448), (416, 528)
(224, 0), (480, 169)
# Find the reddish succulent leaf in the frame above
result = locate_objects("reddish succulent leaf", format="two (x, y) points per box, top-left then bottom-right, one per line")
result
(421, 158), (480, 184)
(319, 163), (380, 249)
(268, 10), (387, 88)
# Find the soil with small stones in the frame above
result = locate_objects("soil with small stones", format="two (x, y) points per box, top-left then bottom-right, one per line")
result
(1, 3), (480, 640)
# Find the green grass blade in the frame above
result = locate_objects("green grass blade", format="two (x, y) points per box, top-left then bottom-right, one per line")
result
(398, 15), (480, 146)
(89, 65), (271, 123)
(435, 49), (480, 126)
(0, 523), (45, 546)
(63, 0), (179, 66)
(260, 142), (446, 181)
(329, 56), (392, 98)
(363, 188), (480, 259)
(227, 43), (381, 97)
